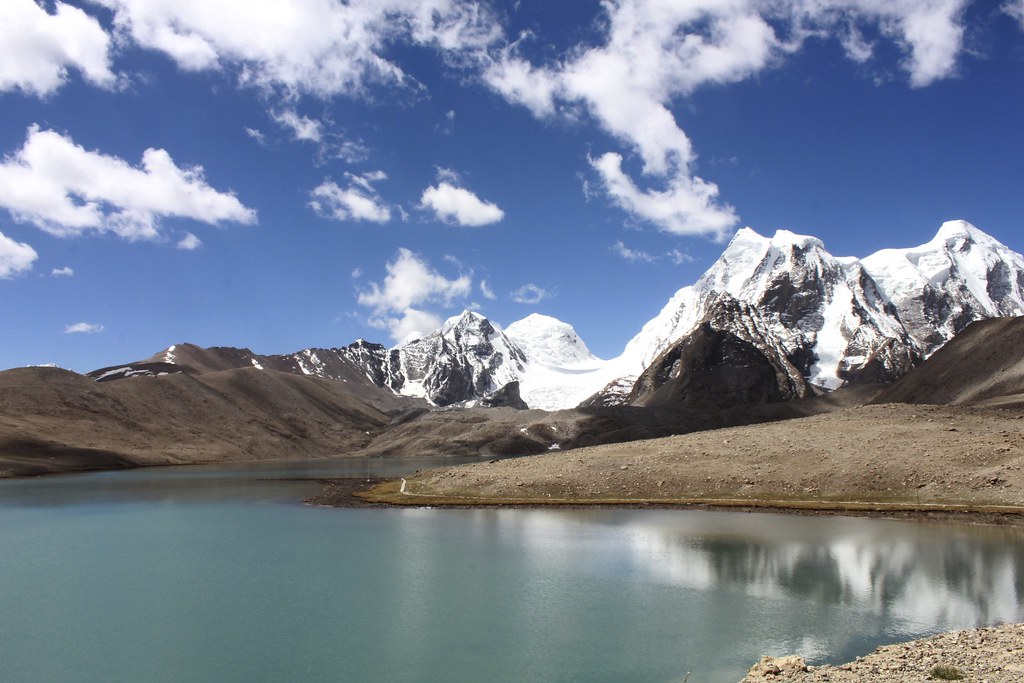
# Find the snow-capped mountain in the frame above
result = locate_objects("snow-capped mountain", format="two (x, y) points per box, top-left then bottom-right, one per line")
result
(503, 313), (616, 410)
(505, 314), (596, 365)
(385, 310), (614, 410)
(618, 227), (920, 392)
(861, 220), (1024, 354)
(385, 311), (526, 405)
(91, 220), (1024, 413)
(601, 220), (1024, 402)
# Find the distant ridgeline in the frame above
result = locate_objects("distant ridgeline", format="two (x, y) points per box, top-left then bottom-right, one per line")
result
(89, 220), (1024, 412)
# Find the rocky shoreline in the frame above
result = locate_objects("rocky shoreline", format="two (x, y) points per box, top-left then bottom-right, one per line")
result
(740, 623), (1024, 682)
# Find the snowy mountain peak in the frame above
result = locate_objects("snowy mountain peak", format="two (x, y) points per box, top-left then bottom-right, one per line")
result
(505, 314), (597, 366)
(861, 221), (1024, 354)
(439, 309), (492, 336)
(770, 228), (826, 251)
(621, 222), (920, 392)
(933, 219), (988, 244)
(388, 310), (527, 405)
(725, 226), (825, 253)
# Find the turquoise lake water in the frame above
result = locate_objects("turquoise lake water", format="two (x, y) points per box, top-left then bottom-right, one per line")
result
(1, 457), (1022, 682)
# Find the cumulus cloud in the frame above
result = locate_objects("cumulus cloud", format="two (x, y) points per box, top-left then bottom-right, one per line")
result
(511, 283), (550, 304)
(0, 231), (38, 279)
(483, 0), (972, 237)
(0, 126), (256, 241)
(0, 0), (116, 96)
(64, 322), (104, 334)
(177, 232), (202, 250)
(592, 153), (737, 241)
(612, 240), (656, 264)
(91, 0), (501, 97)
(310, 171), (391, 223)
(420, 182), (504, 226)
(357, 247), (472, 342)
(51, 266), (75, 277)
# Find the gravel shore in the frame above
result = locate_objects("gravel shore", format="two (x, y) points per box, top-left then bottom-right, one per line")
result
(350, 403), (1024, 516)
(741, 623), (1024, 682)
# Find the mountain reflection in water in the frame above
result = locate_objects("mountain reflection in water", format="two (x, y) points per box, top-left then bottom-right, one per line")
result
(1, 464), (1022, 683)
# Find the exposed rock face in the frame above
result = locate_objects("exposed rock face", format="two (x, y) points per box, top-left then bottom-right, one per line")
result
(629, 323), (810, 409)
(477, 381), (529, 410)
(628, 294), (813, 409)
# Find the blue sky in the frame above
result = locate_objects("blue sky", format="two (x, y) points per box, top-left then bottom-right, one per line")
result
(1, 0), (1023, 372)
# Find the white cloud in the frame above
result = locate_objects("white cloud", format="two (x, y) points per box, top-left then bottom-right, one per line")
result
(374, 307), (444, 344)
(511, 283), (550, 305)
(667, 249), (695, 265)
(64, 322), (104, 334)
(51, 266), (75, 277)
(480, 279), (496, 300)
(310, 171), (391, 223)
(612, 240), (656, 264)
(177, 232), (202, 250)
(0, 231), (37, 279)
(357, 247), (472, 342)
(420, 182), (504, 226)
(0, 126), (256, 241)
(878, 0), (968, 87)
(482, 52), (560, 118)
(483, 0), (973, 237)
(91, 0), (502, 97)
(840, 22), (874, 63)
(244, 127), (267, 145)
(0, 0), (116, 96)
(435, 166), (461, 184)
(272, 109), (323, 142)
(1007, 0), (1024, 27)
(592, 153), (736, 240)
(334, 139), (370, 164)
(264, 109), (367, 161)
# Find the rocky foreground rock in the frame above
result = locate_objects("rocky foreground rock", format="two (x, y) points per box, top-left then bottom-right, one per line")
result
(740, 623), (1024, 682)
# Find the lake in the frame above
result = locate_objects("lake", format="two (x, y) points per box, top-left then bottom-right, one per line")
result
(1, 457), (1022, 682)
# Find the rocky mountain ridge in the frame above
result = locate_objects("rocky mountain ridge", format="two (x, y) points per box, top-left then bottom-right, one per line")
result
(89, 220), (1024, 411)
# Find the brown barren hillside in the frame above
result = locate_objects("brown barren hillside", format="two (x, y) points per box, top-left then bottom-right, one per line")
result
(0, 366), (416, 477)
(872, 317), (1024, 407)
